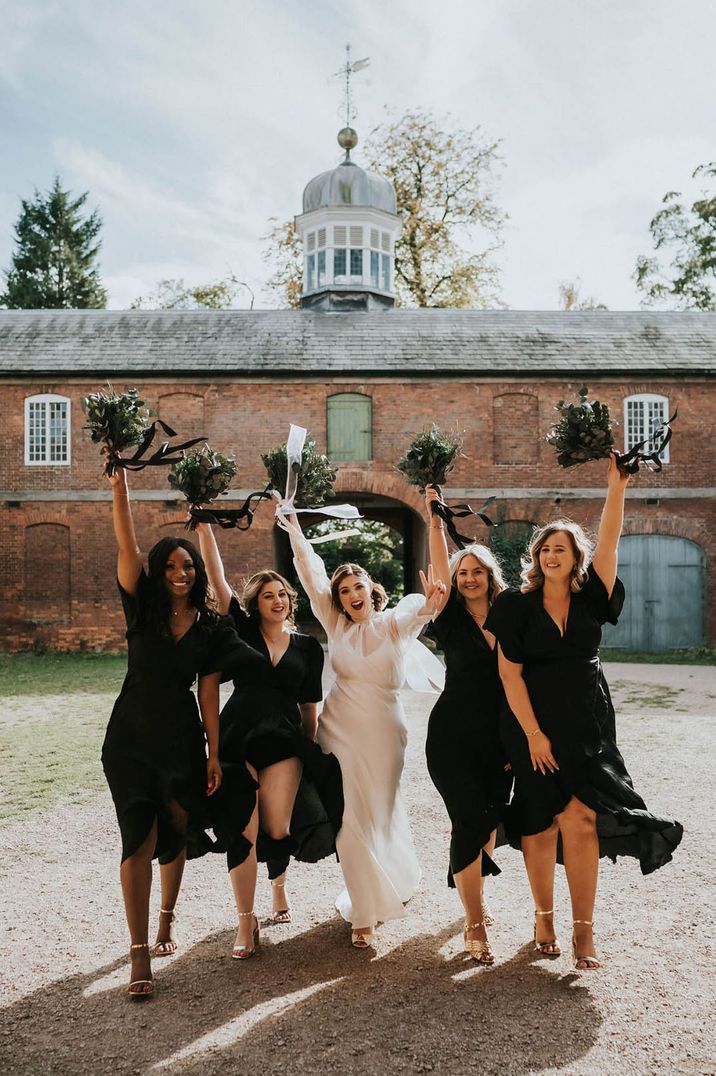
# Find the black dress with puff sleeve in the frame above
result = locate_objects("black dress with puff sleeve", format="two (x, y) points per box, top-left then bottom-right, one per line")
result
(102, 571), (257, 864)
(484, 566), (683, 875)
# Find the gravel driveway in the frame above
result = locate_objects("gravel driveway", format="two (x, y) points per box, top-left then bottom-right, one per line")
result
(1, 662), (714, 1075)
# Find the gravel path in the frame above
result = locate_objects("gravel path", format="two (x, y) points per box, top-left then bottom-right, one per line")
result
(1, 662), (714, 1075)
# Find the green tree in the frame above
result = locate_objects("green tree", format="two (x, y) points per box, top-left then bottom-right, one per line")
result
(262, 219), (302, 309)
(558, 278), (607, 310)
(1, 176), (107, 309)
(130, 272), (253, 310)
(634, 162), (716, 310)
(364, 109), (505, 308)
(296, 520), (404, 621)
(490, 520), (534, 590)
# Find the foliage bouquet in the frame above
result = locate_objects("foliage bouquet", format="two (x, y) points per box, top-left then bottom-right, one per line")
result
(547, 385), (676, 474)
(397, 425), (494, 548)
(262, 435), (337, 508)
(168, 445), (238, 529)
(82, 387), (151, 475)
(546, 386), (614, 468)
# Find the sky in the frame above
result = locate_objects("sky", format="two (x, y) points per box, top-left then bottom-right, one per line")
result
(1, 0), (713, 311)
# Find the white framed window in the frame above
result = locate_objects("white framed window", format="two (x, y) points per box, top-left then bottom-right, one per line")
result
(624, 394), (670, 463)
(25, 394), (71, 465)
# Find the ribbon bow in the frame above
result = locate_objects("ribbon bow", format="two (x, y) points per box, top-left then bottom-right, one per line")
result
(274, 424), (362, 540)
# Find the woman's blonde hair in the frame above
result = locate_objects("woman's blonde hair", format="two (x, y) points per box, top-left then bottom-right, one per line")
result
(448, 543), (507, 606)
(520, 520), (593, 593)
(241, 570), (298, 628)
(330, 563), (388, 617)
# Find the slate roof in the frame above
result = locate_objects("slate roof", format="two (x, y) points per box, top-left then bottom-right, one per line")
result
(0, 309), (714, 378)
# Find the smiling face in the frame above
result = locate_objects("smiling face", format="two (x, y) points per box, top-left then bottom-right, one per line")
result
(538, 529), (577, 584)
(163, 546), (197, 600)
(256, 579), (291, 626)
(454, 553), (490, 602)
(336, 572), (373, 623)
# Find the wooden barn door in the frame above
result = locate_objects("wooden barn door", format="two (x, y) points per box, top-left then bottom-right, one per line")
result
(601, 535), (705, 651)
(327, 393), (372, 462)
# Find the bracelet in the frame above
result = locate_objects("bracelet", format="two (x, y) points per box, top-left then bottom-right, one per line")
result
(525, 727), (541, 738)
(430, 522), (444, 530)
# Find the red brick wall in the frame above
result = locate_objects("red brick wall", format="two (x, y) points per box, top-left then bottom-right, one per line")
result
(1, 375), (713, 649)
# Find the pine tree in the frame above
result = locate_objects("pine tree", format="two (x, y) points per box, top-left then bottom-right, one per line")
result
(1, 176), (108, 308)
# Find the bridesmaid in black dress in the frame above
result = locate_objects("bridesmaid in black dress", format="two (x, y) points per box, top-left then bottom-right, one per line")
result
(196, 522), (342, 959)
(485, 455), (684, 969)
(102, 464), (257, 998)
(423, 486), (512, 965)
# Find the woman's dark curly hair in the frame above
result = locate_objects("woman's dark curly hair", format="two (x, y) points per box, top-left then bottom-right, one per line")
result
(144, 537), (218, 636)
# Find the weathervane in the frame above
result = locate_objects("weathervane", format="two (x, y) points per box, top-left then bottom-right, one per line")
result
(334, 44), (370, 130)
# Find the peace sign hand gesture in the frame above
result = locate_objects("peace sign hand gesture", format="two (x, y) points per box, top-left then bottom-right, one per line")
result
(418, 563), (446, 617)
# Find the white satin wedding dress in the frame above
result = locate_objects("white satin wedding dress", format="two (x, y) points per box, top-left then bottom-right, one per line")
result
(289, 528), (431, 927)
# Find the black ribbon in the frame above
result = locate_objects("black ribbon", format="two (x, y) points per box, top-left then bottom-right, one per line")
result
(188, 486), (273, 531)
(105, 420), (206, 475)
(615, 410), (678, 475)
(428, 484), (496, 549)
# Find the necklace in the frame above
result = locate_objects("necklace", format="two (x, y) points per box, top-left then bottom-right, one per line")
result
(467, 609), (488, 626)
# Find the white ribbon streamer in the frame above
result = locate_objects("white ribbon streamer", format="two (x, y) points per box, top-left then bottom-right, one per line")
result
(274, 424), (362, 541)
(404, 639), (446, 693)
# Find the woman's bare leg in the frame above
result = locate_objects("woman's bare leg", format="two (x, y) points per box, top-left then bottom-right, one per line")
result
(230, 764), (260, 951)
(454, 852), (490, 946)
(120, 820), (157, 990)
(558, 797), (600, 966)
(521, 820), (560, 953)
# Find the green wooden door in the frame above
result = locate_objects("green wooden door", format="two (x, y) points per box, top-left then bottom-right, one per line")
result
(327, 393), (372, 462)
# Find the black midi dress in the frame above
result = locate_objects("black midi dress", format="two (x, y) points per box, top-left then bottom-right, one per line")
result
(211, 598), (344, 873)
(102, 572), (253, 864)
(425, 589), (512, 885)
(484, 566), (684, 875)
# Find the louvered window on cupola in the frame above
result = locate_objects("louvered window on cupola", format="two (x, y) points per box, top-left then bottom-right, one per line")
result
(327, 393), (372, 462)
(306, 232), (316, 252)
(624, 394), (670, 463)
(370, 228), (379, 249)
(317, 228), (327, 248)
(25, 394), (71, 465)
(333, 226), (347, 280)
(381, 232), (391, 252)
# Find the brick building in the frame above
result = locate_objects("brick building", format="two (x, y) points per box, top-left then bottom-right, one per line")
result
(1, 130), (715, 651)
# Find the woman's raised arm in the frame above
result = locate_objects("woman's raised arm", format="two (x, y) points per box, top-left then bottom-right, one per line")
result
(195, 523), (233, 614)
(107, 461), (142, 595)
(425, 485), (451, 615)
(591, 453), (630, 596)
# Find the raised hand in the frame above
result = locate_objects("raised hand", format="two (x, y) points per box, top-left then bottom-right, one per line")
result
(418, 563), (447, 616)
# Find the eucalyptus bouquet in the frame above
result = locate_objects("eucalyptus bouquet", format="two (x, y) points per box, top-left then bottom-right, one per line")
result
(168, 445), (237, 520)
(82, 387), (151, 474)
(396, 425), (463, 494)
(262, 435), (336, 508)
(547, 386), (615, 468)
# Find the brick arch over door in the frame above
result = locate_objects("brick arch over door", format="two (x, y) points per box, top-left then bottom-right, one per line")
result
(25, 523), (71, 622)
(158, 392), (206, 441)
(492, 392), (539, 463)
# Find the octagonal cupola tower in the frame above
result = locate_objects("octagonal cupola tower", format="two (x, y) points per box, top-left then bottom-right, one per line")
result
(295, 125), (402, 310)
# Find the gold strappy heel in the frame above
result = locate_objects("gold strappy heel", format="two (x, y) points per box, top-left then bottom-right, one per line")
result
(351, 927), (373, 949)
(463, 920), (494, 965)
(232, 911), (259, 960)
(128, 942), (154, 998)
(152, 907), (178, 957)
(572, 919), (601, 970)
(534, 908), (561, 957)
(269, 880), (292, 924)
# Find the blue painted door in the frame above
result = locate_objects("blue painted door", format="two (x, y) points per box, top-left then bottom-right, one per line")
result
(601, 535), (706, 651)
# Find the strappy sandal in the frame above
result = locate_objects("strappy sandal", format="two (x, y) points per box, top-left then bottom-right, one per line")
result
(128, 943), (154, 999)
(572, 919), (601, 970)
(482, 901), (494, 927)
(232, 911), (260, 960)
(351, 928), (373, 949)
(534, 908), (561, 957)
(464, 920), (494, 965)
(152, 908), (178, 957)
(268, 880), (292, 924)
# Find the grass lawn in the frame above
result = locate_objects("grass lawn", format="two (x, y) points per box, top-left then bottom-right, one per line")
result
(600, 647), (716, 665)
(0, 653), (127, 824)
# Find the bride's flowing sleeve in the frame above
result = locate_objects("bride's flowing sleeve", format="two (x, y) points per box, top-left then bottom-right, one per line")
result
(388, 593), (434, 644)
(288, 524), (340, 635)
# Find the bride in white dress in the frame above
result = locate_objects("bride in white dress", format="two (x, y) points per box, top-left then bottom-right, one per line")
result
(280, 510), (445, 947)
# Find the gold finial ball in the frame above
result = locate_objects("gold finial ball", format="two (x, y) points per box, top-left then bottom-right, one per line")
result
(337, 127), (358, 151)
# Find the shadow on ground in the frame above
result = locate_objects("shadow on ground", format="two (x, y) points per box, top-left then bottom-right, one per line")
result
(2, 918), (600, 1076)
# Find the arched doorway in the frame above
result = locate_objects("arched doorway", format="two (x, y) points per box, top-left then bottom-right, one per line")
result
(601, 534), (706, 651)
(274, 492), (426, 598)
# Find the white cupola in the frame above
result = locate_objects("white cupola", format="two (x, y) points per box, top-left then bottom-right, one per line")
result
(295, 127), (402, 311)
